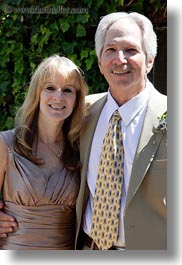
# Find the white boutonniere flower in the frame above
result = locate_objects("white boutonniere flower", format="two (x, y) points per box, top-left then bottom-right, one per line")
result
(155, 111), (167, 134)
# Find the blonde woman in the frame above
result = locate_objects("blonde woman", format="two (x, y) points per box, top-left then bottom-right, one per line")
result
(0, 54), (87, 249)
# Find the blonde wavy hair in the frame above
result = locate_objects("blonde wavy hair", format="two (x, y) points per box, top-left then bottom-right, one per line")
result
(14, 54), (88, 170)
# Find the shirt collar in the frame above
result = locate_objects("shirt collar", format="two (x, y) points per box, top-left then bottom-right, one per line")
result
(106, 79), (152, 126)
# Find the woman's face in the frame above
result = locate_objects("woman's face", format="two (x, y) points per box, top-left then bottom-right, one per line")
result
(39, 72), (77, 125)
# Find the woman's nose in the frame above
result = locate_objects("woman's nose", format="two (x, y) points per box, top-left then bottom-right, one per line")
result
(53, 89), (64, 99)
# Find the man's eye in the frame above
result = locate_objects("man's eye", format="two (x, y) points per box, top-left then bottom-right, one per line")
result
(126, 48), (137, 53)
(106, 47), (115, 52)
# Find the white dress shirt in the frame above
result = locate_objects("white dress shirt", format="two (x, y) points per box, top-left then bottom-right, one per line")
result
(83, 81), (152, 247)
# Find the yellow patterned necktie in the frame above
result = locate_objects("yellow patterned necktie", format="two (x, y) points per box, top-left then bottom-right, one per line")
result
(90, 110), (124, 250)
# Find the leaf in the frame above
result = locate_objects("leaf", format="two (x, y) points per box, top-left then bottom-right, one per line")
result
(31, 33), (38, 44)
(80, 49), (89, 59)
(85, 57), (95, 70)
(90, 49), (96, 57)
(76, 24), (86, 37)
(77, 13), (90, 24)
(60, 20), (70, 33)
(14, 42), (23, 54)
(0, 81), (9, 95)
(62, 41), (74, 54)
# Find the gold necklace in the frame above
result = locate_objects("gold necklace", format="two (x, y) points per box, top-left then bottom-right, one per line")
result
(56, 148), (63, 158)
(38, 138), (63, 158)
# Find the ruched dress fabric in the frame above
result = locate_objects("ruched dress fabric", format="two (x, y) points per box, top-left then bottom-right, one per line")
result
(0, 130), (80, 250)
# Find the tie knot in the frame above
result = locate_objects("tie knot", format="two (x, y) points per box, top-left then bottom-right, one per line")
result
(111, 110), (121, 123)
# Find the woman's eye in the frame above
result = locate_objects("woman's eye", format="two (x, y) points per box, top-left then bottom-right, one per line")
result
(44, 85), (76, 94)
(64, 88), (72, 93)
(62, 87), (75, 94)
(46, 86), (55, 91)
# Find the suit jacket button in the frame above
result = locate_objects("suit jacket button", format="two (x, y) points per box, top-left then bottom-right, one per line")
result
(127, 225), (135, 229)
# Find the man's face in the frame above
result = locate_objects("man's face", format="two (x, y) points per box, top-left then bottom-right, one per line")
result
(98, 18), (153, 103)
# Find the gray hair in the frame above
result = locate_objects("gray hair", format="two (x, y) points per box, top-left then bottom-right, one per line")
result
(95, 12), (157, 64)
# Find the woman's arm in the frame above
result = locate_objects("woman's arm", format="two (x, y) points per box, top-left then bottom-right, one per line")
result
(0, 135), (18, 238)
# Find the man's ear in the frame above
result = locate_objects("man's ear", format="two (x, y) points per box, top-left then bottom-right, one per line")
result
(98, 60), (103, 74)
(146, 57), (155, 74)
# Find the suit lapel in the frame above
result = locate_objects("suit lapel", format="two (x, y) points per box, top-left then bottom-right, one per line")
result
(125, 88), (167, 211)
(77, 95), (107, 226)
(80, 95), (107, 169)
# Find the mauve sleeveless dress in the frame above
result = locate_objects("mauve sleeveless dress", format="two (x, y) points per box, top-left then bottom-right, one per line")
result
(0, 130), (80, 250)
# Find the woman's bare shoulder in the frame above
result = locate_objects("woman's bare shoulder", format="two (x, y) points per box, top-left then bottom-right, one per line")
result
(0, 134), (8, 161)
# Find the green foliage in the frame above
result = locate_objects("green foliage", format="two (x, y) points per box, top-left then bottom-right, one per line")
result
(0, 0), (166, 130)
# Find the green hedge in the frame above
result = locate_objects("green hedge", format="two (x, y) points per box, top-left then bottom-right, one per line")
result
(0, 0), (166, 131)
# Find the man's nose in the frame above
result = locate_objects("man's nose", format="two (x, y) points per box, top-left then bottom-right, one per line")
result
(114, 50), (127, 64)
